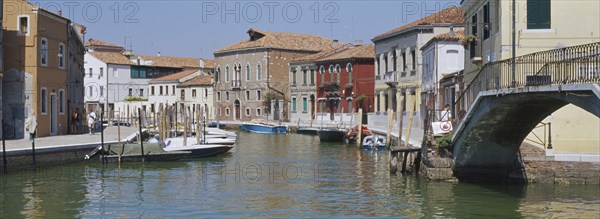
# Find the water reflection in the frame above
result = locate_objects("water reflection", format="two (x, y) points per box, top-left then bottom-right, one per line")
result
(0, 132), (598, 217)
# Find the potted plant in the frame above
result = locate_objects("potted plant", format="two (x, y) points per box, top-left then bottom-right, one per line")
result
(461, 34), (478, 48)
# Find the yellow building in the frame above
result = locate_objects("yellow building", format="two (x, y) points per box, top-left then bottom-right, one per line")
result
(462, 0), (600, 153)
(2, 0), (71, 138)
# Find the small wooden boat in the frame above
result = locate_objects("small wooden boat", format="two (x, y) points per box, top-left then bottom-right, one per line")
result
(346, 125), (372, 144)
(317, 128), (347, 142)
(240, 121), (287, 134)
(297, 127), (319, 135)
(84, 143), (191, 162)
(162, 138), (234, 158)
(362, 135), (387, 150)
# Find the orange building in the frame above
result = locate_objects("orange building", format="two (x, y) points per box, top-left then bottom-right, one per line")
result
(2, 0), (74, 138)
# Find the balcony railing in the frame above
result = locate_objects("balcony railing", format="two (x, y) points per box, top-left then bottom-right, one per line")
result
(231, 80), (241, 89)
(457, 42), (600, 111)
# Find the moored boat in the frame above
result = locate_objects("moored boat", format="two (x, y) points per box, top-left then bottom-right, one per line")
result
(362, 135), (387, 150)
(240, 121), (287, 134)
(84, 143), (191, 162)
(162, 137), (234, 158)
(297, 127), (319, 135)
(317, 128), (347, 142)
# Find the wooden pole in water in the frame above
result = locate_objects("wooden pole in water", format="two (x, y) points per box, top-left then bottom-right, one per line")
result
(386, 108), (394, 148)
(100, 112), (105, 164)
(199, 105), (205, 143)
(117, 114), (122, 167)
(138, 108), (145, 162)
(183, 105), (188, 146)
(2, 122), (7, 174)
(405, 95), (416, 148)
(196, 105), (201, 145)
(397, 95), (405, 148)
(356, 108), (363, 146)
(175, 103), (178, 136)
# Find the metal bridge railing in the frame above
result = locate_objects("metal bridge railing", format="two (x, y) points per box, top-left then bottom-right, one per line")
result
(456, 42), (600, 111)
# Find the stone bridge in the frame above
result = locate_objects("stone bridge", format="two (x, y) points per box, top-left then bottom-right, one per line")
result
(450, 42), (600, 180)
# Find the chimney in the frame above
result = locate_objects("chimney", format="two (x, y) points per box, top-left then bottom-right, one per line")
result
(157, 52), (161, 57)
(58, 10), (62, 16)
(354, 40), (363, 46)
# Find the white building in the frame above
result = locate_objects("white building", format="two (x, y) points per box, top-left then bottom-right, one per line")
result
(148, 69), (201, 112)
(420, 30), (465, 111)
(178, 74), (215, 121)
(370, 6), (463, 128)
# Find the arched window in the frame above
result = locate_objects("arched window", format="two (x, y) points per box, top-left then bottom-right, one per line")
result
(256, 63), (262, 80)
(319, 66), (325, 82)
(225, 66), (230, 81)
(329, 65), (334, 81)
(346, 63), (353, 83)
(215, 67), (221, 82)
(246, 64), (251, 81)
(335, 64), (341, 82)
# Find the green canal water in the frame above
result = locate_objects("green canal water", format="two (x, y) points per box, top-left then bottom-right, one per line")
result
(0, 132), (598, 218)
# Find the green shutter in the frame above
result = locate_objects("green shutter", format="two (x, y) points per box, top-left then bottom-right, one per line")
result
(527, 0), (551, 29)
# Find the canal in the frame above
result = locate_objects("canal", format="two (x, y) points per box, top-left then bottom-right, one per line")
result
(0, 132), (598, 218)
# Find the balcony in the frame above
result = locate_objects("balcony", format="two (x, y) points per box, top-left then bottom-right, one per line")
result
(383, 71), (398, 87)
(231, 80), (241, 90)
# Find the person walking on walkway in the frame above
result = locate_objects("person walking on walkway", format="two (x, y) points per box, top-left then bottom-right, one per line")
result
(71, 109), (79, 134)
(88, 110), (97, 135)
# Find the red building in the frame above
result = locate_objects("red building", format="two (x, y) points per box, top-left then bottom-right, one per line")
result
(315, 44), (375, 117)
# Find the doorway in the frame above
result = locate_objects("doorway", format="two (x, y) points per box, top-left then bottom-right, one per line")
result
(234, 99), (241, 120)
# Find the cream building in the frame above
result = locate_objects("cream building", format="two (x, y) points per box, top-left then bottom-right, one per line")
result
(461, 0), (600, 153)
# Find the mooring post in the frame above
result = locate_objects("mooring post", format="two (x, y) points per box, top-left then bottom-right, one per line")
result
(414, 149), (422, 174)
(31, 138), (36, 171)
(401, 151), (409, 173)
(101, 112), (105, 164)
(2, 122), (7, 174)
(138, 108), (145, 162)
(175, 104), (178, 136)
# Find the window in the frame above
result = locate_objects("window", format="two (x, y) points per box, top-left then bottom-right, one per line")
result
(256, 108), (262, 116)
(292, 97), (297, 112)
(246, 64), (251, 81)
(88, 86), (93, 97)
(100, 86), (104, 97)
(310, 69), (315, 85)
(246, 90), (250, 100)
(347, 63), (353, 83)
(257, 90), (261, 100)
(215, 67), (221, 82)
(302, 97), (308, 112)
(172, 85), (175, 96)
(245, 108), (250, 116)
(41, 88), (48, 114)
(18, 16), (29, 35)
(160, 86), (164, 95)
(58, 43), (65, 69)
(226, 91), (230, 101)
(89, 68), (93, 78)
(447, 50), (459, 71)
(383, 54), (388, 73)
(59, 89), (65, 114)
(402, 51), (407, 71)
(483, 3), (490, 39)
(411, 50), (416, 71)
(348, 99), (353, 113)
(256, 63), (262, 80)
(527, 0), (551, 29)
(225, 66), (230, 81)
(217, 92), (221, 101)
(392, 50), (397, 71)
(140, 89), (144, 97)
(165, 86), (169, 95)
(181, 90), (185, 100)
(329, 65), (334, 81)
(292, 70), (297, 85)
(320, 66), (325, 82)
(225, 108), (230, 116)
(129, 88), (133, 96)
(302, 70), (307, 85)
(192, 89), (197, 98)
(205, 89), (208, 97)
(130, 67), (148, 78)
(40, 38), (48, 66)
(151, 86), (155, 95)
(335, 64), (341, 82)
(470, 13), (478, 59)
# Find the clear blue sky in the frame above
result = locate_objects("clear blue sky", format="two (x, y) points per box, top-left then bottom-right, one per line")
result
(32, 0), (460, 59)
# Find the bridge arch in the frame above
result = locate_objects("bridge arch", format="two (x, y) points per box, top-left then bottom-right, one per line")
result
(451, 84), (600, 179)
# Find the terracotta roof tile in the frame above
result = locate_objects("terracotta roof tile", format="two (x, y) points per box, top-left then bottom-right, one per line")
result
(88, 51), (132, 65)
(373, 6), (464, 41)
(179, 75), (213, 87)
(137, 55), (200, 68)
(317, 44), (374, 62)
(203, 59), (215, 68)
(421, 30), (465, 50)
(215, 28), (334, 53)
(291, 43), (348, 63)
(85, 38), (123, 48)
(149, 69), (199, 83)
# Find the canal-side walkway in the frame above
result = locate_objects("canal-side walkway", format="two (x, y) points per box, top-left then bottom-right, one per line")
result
(3, 126), (138, 156)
